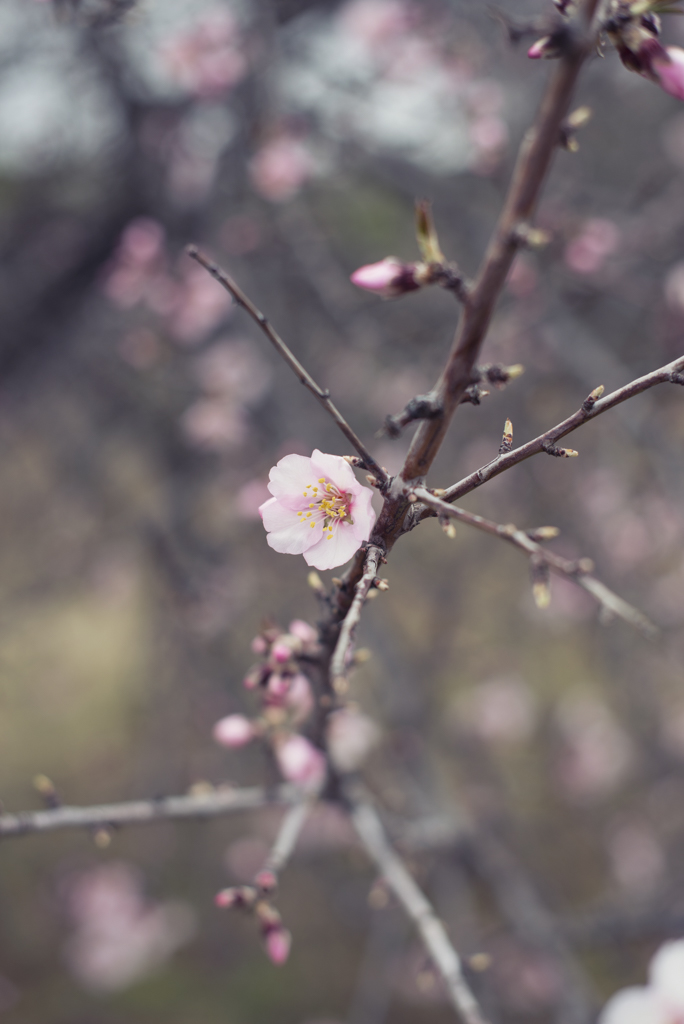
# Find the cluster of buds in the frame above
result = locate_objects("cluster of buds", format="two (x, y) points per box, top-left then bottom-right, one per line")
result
(213, 619), (327, 790)
(529, 0), (684, 102)
(605, 0), (684, 100)
(215, 885), (291, 965)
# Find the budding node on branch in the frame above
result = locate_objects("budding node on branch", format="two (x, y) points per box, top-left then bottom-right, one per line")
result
(353, 648), (372, 664)
(499, 418), (514, 454)
(560, 105), (592, 151)
(543, 442), (578, 457)
(373, 578), (390, 591)
(514, 223), (552, 249)
(93, 827), (113, 848)
(34, 774), (60, 808)
(468, 953), (493, 972)
(528, 525), (560, 541)
(583, 384), (605, 411)
(333, 675), (349, 695)
(441, 519), (457, 539)
(578, 557), (595, 574)
(307, 571), (325, 593)
(531, 560), (551, 608)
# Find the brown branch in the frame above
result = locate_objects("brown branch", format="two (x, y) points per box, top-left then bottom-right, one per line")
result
(347, 790), (491, 1024)
(442, 354), (684, 504)
(329, 545), (383, 692)
(0, 784), (297, 839)
(400, 0), (601, 487)
(186, 246), (388, 488)
(413, 487), (657, 637)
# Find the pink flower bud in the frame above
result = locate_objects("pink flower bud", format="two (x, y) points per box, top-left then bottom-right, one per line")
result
(527, 36), (554, 60)
(212, 714), (255, 748)
(215, 887), (239, 908)
(264, 926), (291, 965)
(251, 635), (268, 655)
(267, 673), (291, 699)
(254, 869), (277, 892)
(350, 258), (420, 298)
(275, 734), (327, 790)
(654, 46), (684, 101)
(286, 673), (314, 724)
(271, 638), (293, 663)
(243, 666), (262, 689)
(288, 619), (318, 645)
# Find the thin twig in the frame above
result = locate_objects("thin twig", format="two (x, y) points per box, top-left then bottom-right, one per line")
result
(413, 487), (657, 636)
(261, 797), (313, 881)
(329, 545), (383, 691)
(347, 791), (490, 1024)
(186, 246), (388, 488)
(399, 0), (601, 488)
(442, 354), (684, 504)
(0, 784), (297, 839)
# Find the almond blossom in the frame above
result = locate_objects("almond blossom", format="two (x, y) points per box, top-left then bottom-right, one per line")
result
(258, 450), (376, 571)
(599, 939), (684, 1024)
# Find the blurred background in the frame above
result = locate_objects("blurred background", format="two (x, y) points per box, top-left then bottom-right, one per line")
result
(3, 0), (684, 1021)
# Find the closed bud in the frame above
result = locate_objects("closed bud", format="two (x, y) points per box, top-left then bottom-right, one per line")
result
(366, 474), (378, 487)
(33, 774), (58, 805)
(350, 257), (421, 298)
(504, 363), (525, 380)
(374, 578), (389, 591)
(415, 199), (445, 264)
(527, 35), (557, 59)
(274, 733), (327, 790)
(442, 520), (457, 539)
(264, 926), (291, 965)
(307, 571), (324, 592)
(255, 869), (277, 893)
(529, 525), (560, 541)
(533, 580), (551, 609)
(213, 714), (255, 748)
(93, 828), (112, 849)
(561, 448), (579, 457)
(499, 418), (514, 454)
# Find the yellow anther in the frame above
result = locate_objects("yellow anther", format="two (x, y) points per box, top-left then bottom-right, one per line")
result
(318, 478), (325, 483)
(310, 522), (316, 528)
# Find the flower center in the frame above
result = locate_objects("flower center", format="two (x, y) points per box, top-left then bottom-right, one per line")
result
(297, 478), (354, 540)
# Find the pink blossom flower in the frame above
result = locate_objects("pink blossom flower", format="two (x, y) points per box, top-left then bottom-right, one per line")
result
(652, 47), (684, 102)
(599, 939), (684, 1024)
(350, 257), (420, 298)
(264, 926), (291, 965)
(258, 450), (376, 571)
(212, 714), (255, 748)
(274, 734), (327, 790)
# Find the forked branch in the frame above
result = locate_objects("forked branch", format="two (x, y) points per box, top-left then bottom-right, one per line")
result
(414, 488), (657, 637)
(442, 354), (684, 504)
